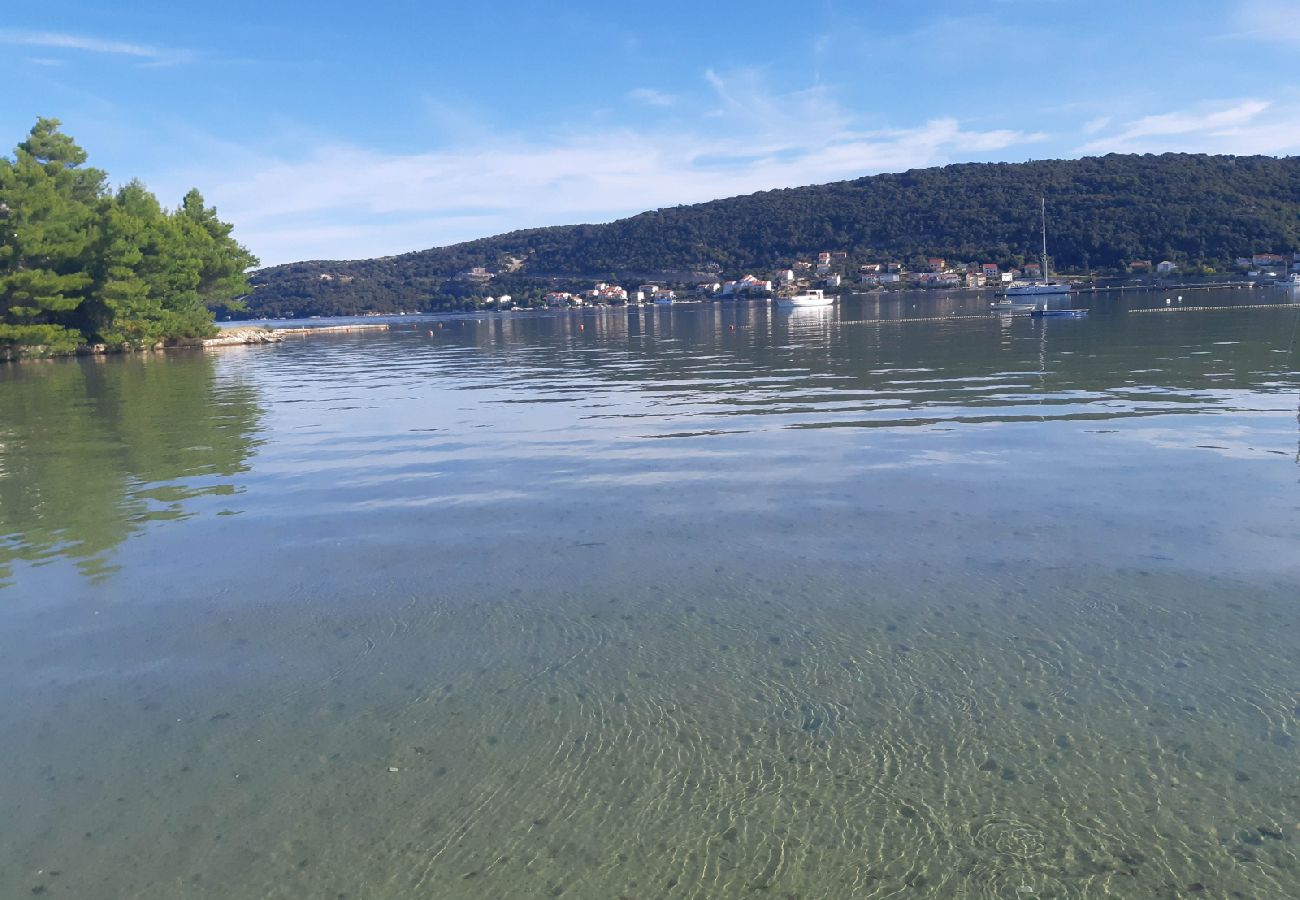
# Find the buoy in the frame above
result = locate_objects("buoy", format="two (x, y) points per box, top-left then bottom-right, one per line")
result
(579, 324), (584, 331)
(729, 324), (736, 331)
(1165, 298), (1172, 304)
(1177, 295), (1183, 301)
(427, 330), (434, 336)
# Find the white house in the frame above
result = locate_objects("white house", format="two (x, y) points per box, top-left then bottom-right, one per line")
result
(1156, 260), (1177, 274)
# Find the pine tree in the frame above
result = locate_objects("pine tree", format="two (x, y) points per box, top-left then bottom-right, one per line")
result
(0, 118), (259, 354)
(0, 118), (106, 350)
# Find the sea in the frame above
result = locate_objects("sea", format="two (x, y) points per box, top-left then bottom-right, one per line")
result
(1, 288), (1298, 898)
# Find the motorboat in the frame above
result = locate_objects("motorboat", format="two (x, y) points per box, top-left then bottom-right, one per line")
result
(774, 289), (833, 309)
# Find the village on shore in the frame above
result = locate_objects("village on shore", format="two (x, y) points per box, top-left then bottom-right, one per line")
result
(455, 250), (1300, 310)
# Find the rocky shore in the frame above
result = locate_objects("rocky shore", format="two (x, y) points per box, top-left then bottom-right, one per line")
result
(200, 327), (285, 348)
(1, 327), (284, 362)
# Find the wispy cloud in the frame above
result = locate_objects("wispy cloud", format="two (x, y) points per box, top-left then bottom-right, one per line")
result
(166, 71), (1047, 265)
(1075, 98), (1300, 154)
(627, 88), (676, 107)
(1082, 116), (1111, 135)
(1233, 0), (1300, 46)
(0, 29), (192, 65)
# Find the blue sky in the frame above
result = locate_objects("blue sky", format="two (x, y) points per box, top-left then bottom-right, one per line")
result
(3, 0), (1299, 265)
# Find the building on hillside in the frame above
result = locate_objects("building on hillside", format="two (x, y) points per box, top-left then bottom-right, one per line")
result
(726, 274), (772, 294)
(1022, 263), (1041, 279)
(1253, 253), (1286, 267)
(981, 263), (1000, 278)
(824, 274), (841, 288)
(927, 258), (946, 273)
(1156, 260), (1178, 274)
(860, 263), (882, 274)
(776, 269), (796, 284)
(1129, 260), (1153, 272)
(915, 272), (961, 287)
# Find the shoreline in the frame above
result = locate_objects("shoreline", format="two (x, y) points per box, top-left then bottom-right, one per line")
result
(0, 323), (407, 363)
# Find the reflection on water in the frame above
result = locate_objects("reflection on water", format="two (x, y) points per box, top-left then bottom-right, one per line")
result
(0, 354), (263, 587)
(1, 295), (1298, 898)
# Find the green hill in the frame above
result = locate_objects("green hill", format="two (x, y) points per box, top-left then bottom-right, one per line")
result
(243, 153), (1300, 317)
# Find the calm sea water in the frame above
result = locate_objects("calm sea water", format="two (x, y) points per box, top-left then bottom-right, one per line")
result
(2, 291), (1298, 899)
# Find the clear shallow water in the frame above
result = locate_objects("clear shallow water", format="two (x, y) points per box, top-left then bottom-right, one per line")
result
(2, 293), (1298, 898)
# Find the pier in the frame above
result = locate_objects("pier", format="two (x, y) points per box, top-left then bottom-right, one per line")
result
(272, 323), (393, 336)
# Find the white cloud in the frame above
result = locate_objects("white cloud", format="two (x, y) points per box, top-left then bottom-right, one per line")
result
(0, 29), (191, 65)
(1082, 116), (1111, 134)
(627, 88), (676, 107)
(1075, 98), (1300, 154)
(159, 70), (1047, 265)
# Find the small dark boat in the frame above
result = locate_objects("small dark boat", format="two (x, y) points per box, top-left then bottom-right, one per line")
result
(1030, 308), (1088, 318)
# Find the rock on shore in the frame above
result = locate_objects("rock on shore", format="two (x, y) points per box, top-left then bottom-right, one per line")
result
(201, 327), (284, 348)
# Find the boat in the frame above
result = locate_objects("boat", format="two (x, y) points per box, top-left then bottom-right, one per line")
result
(989, 298), (1037, 311)
(1030, 307), (1088, 318)
(774, 289), (833, 309)
(1004, 198), (1071, 298)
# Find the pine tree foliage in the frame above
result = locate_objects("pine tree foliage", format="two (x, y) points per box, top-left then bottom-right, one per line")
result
(0, 118), (257, 353)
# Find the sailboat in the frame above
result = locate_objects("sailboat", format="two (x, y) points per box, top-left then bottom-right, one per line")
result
(1001, 198), (1071, 299)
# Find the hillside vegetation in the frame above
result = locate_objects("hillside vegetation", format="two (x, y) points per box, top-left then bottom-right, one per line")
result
(247, 153), (1300, 317)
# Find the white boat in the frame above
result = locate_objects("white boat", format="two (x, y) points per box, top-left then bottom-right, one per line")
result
(1004, 198), (1070, 298)
(1003, 281), (1071, 298)
(989, 298), (1037, 311)
(775, 289), (833, 309)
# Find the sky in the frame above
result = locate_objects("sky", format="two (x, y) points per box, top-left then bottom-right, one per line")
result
(3, 0), (1299, 266)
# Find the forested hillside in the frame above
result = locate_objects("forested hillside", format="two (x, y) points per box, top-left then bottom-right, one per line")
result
(247, 153), (1300, 317)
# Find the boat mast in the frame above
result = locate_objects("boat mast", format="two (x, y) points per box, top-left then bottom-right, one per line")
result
(1040, 197), (1049, 282)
